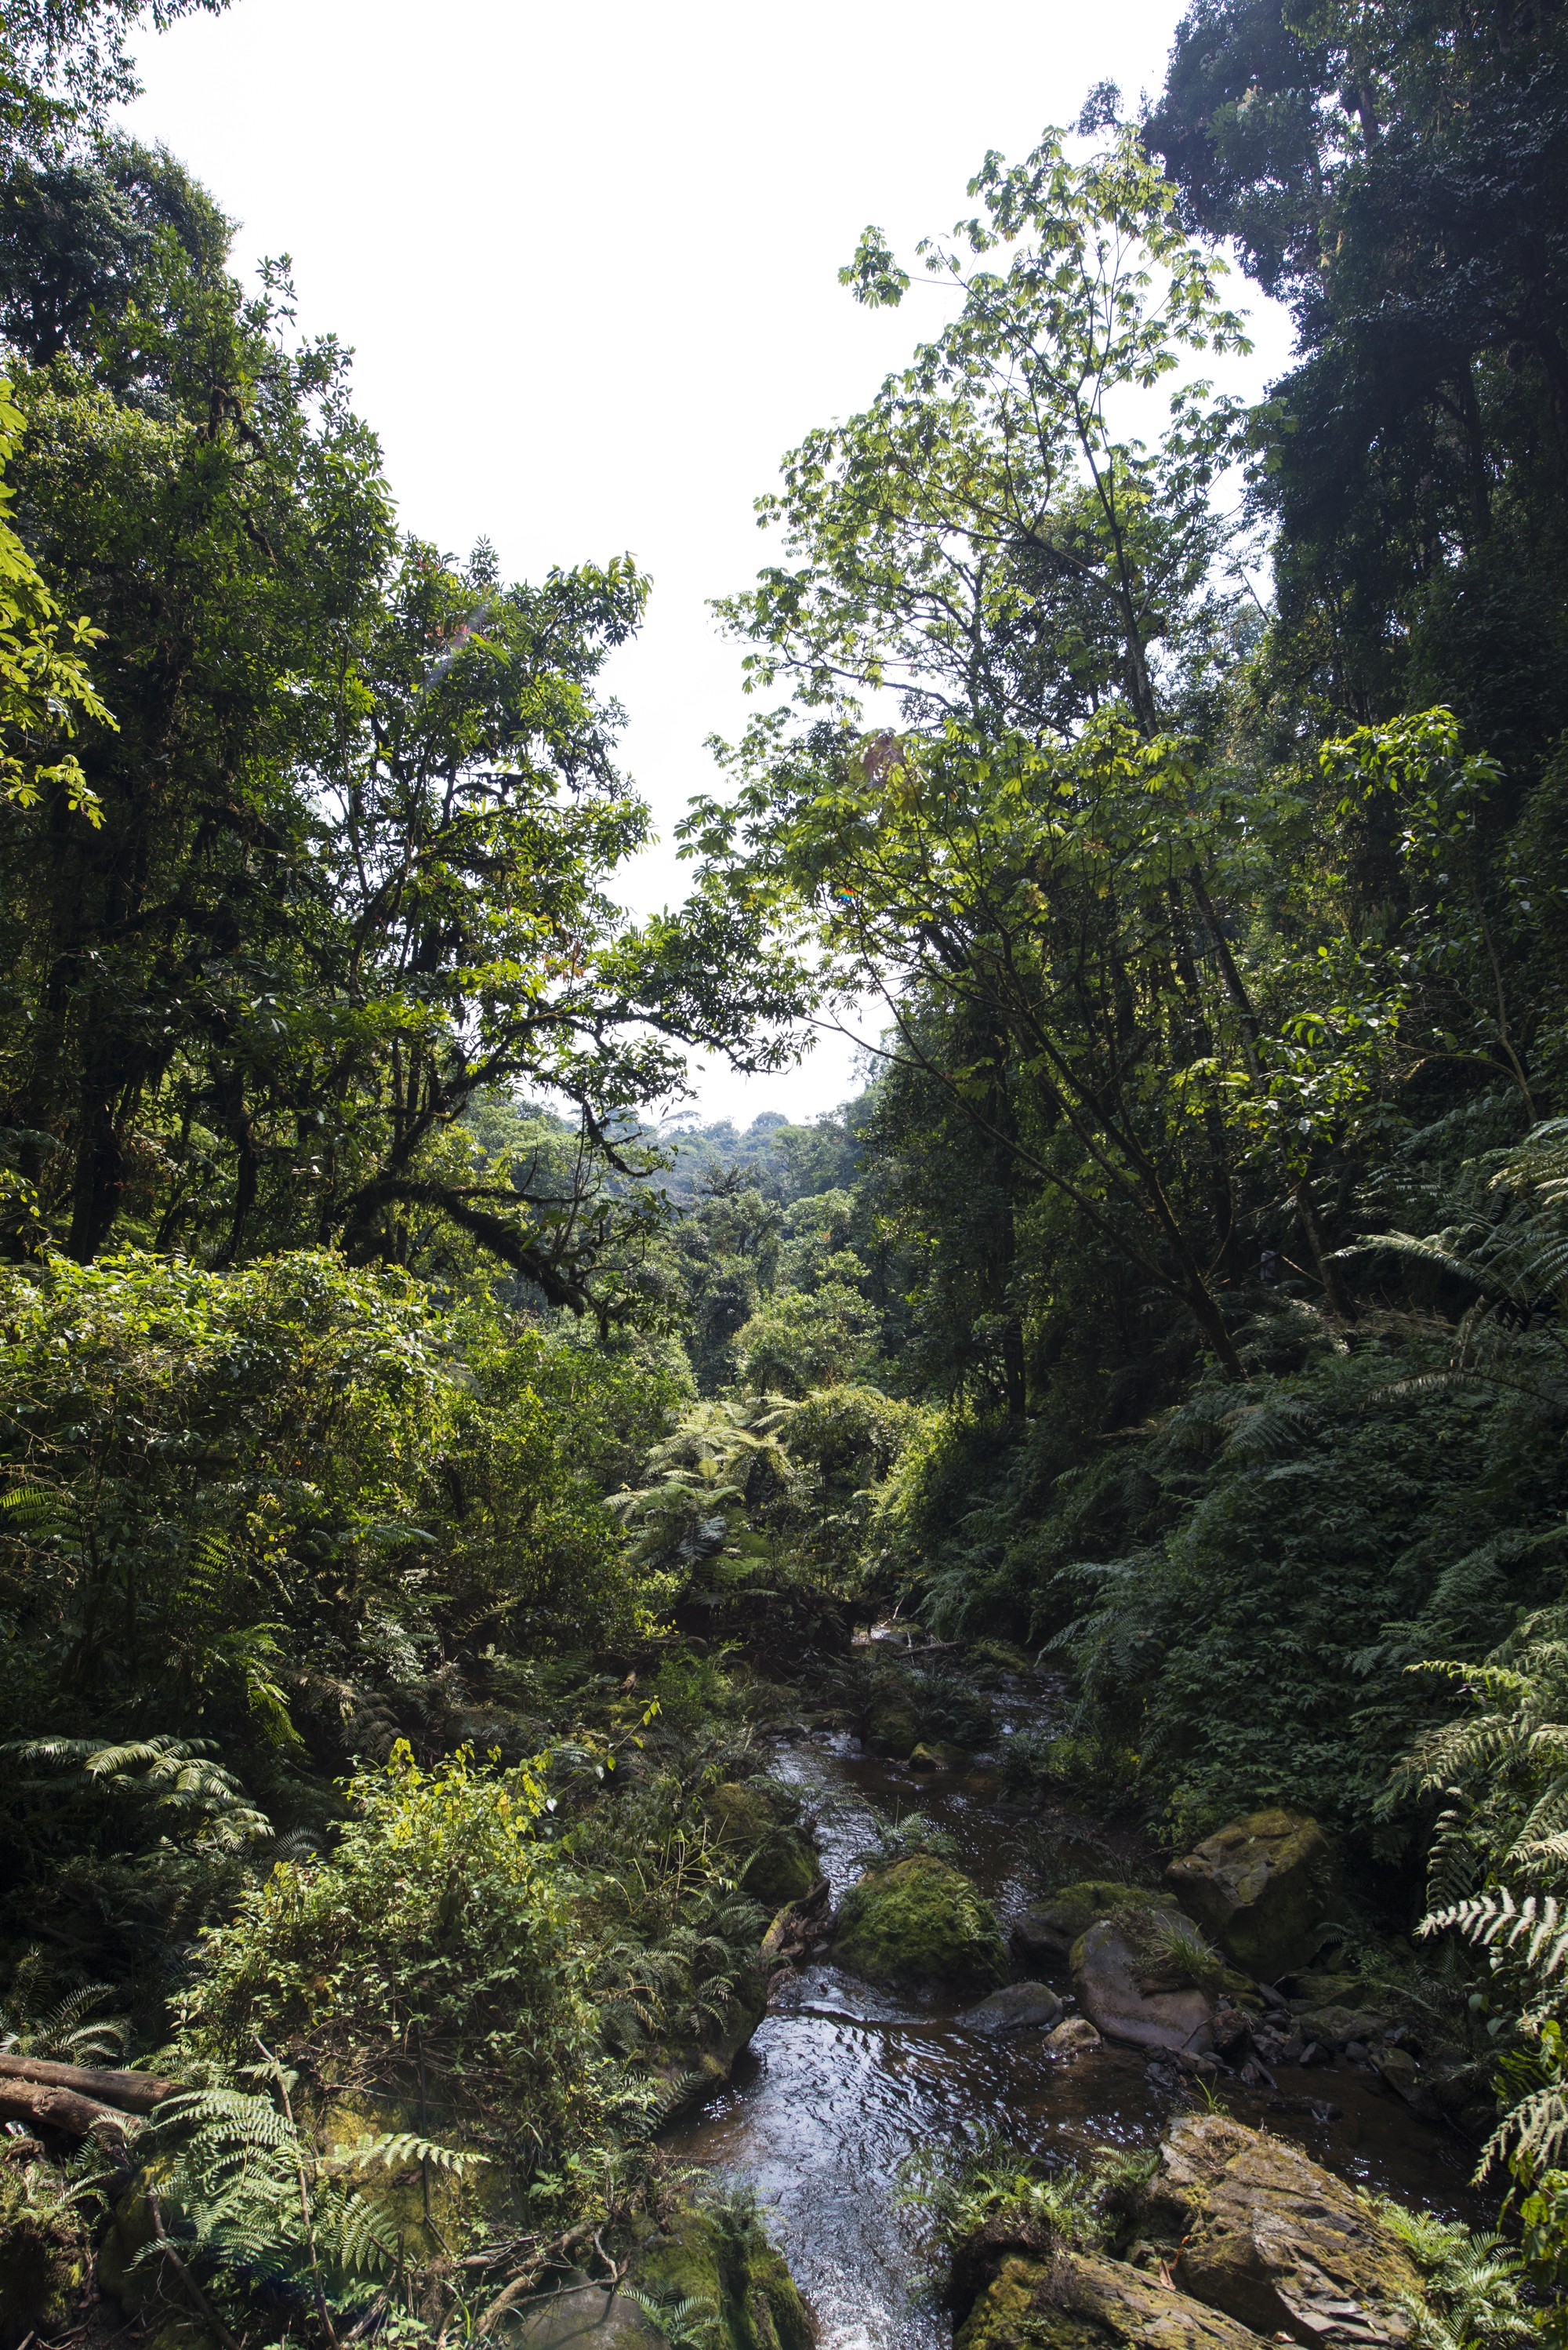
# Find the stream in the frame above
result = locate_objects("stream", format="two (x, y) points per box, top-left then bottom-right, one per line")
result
(665, 1675), (1492, 2350)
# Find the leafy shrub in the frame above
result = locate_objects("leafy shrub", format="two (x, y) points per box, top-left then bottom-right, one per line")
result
(0, 1252), (688, 1980)
(178, 1742), (604, 2163)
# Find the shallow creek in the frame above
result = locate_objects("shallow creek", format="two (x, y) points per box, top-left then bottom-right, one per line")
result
(665, 1680), (1492, 2350)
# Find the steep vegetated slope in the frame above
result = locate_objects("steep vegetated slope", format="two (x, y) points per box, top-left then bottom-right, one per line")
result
(2, 0), (1568, 2341)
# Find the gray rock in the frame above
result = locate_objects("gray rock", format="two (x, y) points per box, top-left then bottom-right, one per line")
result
(1165, 1811), (1338, 1980)
(1370, 2045), (1421, 2099)
(1072, 1921), (1214, 2054)
(1139, 2113), (1422, 2350)
(1011, 1880), (1179, 1965)
(956, 1981), (1065, 2036)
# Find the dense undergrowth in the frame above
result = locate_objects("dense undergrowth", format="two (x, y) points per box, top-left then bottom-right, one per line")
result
(5, 0), (1568, 2342)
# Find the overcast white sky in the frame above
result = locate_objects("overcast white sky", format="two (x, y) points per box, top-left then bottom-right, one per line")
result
(121, 0), (1293, 1130)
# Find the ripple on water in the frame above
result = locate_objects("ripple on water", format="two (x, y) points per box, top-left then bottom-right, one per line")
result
(665, 1723), (1490, 2350)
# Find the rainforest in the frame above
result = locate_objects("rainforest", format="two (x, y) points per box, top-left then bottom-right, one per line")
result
(2, 3), (1568, 2347)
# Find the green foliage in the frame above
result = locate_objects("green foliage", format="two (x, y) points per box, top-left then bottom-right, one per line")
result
(0, 372), (109, 830)
(0, 1950), (125, 2061)
(179, 1742), (600, 2156)
(0, 1249), (686, 1987)
(144, 2070), (487, 2329)
(1366, 2193), (1534, 2350)
(898, 2133), (1158, 2263)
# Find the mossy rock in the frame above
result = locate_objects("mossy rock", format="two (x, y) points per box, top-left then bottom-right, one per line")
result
(955, 2246), (1267, 2350)
(706, 1778), (800, 1840)
(703, 1781), (818, 1912)
(510, 2275), (666, 2350)
(833, 1853), (1006, 1992)
(741, 1826), (819, 1909)
(1165, 1811), (1338, 1981)
(1014, 1881), (1179, 1965)
(1142, 2114), (1424, 2347)
(863, 1693), (922, 1758)
(2, 2167), (91, 2346)
(629, 2187), (813, 2350)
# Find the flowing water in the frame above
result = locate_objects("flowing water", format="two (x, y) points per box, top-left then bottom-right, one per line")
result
(666, 1674), (1492, 2350)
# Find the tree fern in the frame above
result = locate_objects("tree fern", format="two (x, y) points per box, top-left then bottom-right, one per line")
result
(7, 1734), (272, 1847)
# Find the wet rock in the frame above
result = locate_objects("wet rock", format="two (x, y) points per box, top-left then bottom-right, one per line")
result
(956, 2246), (1268, 2350)
(1045, 2015), (1103, 2055)
(956, 1981), (1065, 2036)
(1011, 1880), (1180, 1966)
(1369, 2046), (1421, 2099)
(1071, 1918), (1216, 2055)
(1165, 1811), (1338, 1980)
(833, 1853), (1007, 1992)
(909, 1739), (971, 1772)
(1138, 2113), (1423, 2348)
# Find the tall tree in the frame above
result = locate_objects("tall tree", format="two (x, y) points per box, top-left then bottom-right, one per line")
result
(0, 154), (799, 1300)
(1147, 1), (1568, 772)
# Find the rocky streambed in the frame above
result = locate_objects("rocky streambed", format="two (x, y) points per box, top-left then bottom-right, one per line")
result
(666, 1698), (1494, 2350)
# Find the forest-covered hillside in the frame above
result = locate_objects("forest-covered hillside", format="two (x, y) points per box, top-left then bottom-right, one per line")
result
(3, 2), (1568, 2345)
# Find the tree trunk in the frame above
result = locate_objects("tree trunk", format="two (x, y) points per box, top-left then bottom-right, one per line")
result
(0, 2051), (181, 2112)
(0, 2075), (129, 2142)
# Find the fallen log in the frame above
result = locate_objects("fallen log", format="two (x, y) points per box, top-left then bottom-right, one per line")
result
(0, 2050), (182, 2112)
(0, 2074), (129, 2142)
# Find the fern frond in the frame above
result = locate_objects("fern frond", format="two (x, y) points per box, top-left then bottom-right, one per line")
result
(334, 2131), (487, 2174)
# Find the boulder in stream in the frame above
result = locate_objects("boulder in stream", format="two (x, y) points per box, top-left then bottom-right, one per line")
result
(1165, 1810), (1338, 1980)
(1070, 1898), (1220, 2054)
(1012, 1880), (1181, 1966)
(956, 1981), (1064, 2036)
(1138, 2114), (1424, 2349)
(833, 1853), (1007, 1992)
(1044, 2014), (1102, 2055)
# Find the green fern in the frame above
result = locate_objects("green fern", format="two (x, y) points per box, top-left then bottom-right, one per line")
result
(143, 2079), (485, 2312)
(1367, 2192), (1533, 2349)
(0, 1955), (127, 2064)
(7, 1734), (273, 1847)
